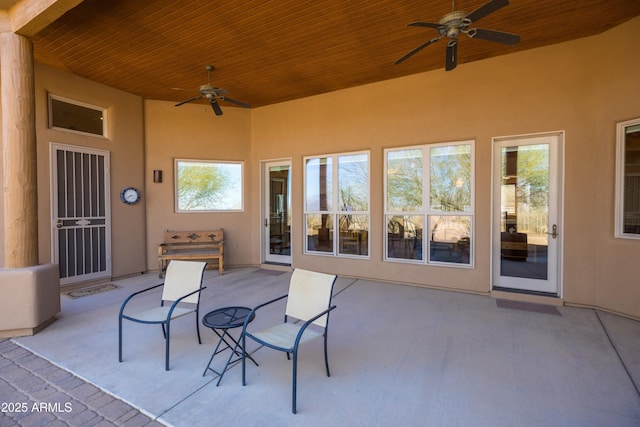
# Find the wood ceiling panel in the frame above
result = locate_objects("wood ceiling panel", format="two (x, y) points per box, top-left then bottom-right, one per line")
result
(31, 0), (640, 107)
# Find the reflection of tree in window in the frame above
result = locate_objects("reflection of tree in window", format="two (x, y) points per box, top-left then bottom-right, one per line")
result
(516, 145), (549, 212)
(338, 154), (368, 231)
(385, 143), (473, 266)
(305, 152), (370, 256)
(339, 154), (368, 211)
(178, 163), (236, 210)
(305, 158), (332, 211)
(387, 150), (422, 211)
(430, 145), (471, 212)
(504, 145), (549, 235)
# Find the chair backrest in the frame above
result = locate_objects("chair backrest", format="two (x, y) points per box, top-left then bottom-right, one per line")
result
(285, 269), (336, 328)
(161, 260), (207, 304)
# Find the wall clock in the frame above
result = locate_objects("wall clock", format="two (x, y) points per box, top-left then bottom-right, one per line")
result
(120, 187), (141, 205)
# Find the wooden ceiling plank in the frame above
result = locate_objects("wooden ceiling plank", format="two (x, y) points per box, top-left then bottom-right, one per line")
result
(31, 0), (640, 107)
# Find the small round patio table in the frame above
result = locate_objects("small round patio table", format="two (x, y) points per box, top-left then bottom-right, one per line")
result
(201, 306), (259, 386)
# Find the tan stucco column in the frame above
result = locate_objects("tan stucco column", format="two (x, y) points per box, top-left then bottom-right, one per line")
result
(1, 31), (38, 268)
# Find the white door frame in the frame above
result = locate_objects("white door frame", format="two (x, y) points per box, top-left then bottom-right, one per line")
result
(50, 143), (112, 285)
(262, 159), (292, 265)
(491, 131), (564, 296)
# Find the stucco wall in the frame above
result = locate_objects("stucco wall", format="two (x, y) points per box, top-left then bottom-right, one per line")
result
(590, 19), (640, 318)
(32, 64), (146, 278)
(139, 17), (640, 316)
(248, 17), (640, 317)
(143, 100), (253, 270)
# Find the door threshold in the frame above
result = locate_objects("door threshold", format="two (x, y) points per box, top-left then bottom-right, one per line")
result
(492, 288), (563, 306)
(260, 263), (291, 271)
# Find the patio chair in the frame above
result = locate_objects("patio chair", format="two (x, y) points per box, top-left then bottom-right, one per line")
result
(241, 268), (337, 413)
(118, 260), (207, 370)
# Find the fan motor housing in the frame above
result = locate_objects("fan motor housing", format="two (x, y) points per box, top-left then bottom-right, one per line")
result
(439, 10), (468, 37)
(199, 84), (228, 96)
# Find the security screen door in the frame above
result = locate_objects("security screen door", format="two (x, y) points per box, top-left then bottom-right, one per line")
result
(492, 133), (563, 295)
(263, 160), (292, 264)
(51, 143), (112, 285)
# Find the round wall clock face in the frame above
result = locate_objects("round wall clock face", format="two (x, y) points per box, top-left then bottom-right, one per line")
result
(120, 187), (141, 205)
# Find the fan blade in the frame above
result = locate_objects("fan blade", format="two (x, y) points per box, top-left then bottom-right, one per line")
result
(210, 99), (223, 116)
(175, 96), (202, 107)
(466, 0), (509, 23)
(395, 37), (442, 65)
(469, 28), (520, 45)
(221, 97), (250, 108)
(407, 21), (443, 30)
(445, 40), (458, 71)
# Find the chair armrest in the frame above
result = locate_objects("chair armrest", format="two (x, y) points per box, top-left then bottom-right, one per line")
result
(163, 286), (207, 319)
(119, 283), (164, 316)
(293, 305), (337, 347)
(242, 293), (288, 331)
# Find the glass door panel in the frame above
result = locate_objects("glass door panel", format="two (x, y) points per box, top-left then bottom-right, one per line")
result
(264, 161), (291, 264)
(492, 134), (562, 295)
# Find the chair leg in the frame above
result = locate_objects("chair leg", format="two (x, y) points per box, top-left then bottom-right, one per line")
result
(196, 309), (202, 344)
(118, 316), (123, 362)
(161, 324), (167, 339)
(165, 321), (170, 371)
(292, 349), (298, 414)
(323, 332), (331, 377)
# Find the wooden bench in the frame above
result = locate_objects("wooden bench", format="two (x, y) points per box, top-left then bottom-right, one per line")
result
(158, 229), (224, 278)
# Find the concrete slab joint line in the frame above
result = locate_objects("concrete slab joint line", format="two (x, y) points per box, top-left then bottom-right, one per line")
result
(595, 311), (640, 399)
(0, 339), (163, 427)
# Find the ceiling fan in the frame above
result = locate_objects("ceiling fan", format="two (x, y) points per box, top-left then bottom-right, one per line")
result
(175, 65), (250, 115)
(395, 0), (521, 71)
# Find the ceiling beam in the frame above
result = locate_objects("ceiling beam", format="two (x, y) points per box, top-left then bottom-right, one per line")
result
(5, 0), (83, 37)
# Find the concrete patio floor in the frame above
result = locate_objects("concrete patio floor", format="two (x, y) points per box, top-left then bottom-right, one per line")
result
(6, 266), (640, 426)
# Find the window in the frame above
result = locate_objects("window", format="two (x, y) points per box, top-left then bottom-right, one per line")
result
(48, 94), (107, 137)
(305, 152), (370, 257)
(385, 141), (474, 266)
(616, 118), (640, 239)
(175, 159), (243, 212)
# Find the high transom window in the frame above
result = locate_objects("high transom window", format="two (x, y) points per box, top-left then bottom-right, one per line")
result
(48, 94), (107, 138)
(385, 141), (474, 266)
(304, 151), (370, 257)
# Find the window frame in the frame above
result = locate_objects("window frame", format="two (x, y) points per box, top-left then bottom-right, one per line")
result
(384, 140), (475, 267)
(174, 158), (244, 213)
(48, 94), (108, 138)
(615, 118), (640, 239)
(303, 150), (371, 258)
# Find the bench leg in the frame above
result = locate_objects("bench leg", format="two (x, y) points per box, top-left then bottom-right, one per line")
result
(158, 258), (165, 278)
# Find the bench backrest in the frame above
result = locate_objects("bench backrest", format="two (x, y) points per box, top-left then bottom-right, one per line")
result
(163, 229), (224, 245)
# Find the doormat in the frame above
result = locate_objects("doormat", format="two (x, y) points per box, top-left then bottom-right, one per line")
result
(63, 283), (120, 299)
(496, 299), (561, 316)
(254, 269), (286, 276)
